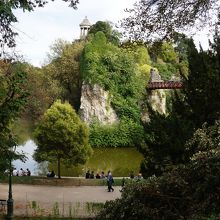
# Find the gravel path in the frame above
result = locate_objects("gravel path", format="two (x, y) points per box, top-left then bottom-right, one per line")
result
(0, 184), (121, 217)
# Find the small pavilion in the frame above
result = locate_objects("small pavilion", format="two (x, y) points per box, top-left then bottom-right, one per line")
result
(79, 16), (92, 39)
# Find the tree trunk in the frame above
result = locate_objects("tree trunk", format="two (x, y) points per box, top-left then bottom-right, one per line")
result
(57, 156), (61, 179)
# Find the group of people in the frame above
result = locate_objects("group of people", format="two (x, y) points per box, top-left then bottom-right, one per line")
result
(12, 168), (31, 176)
(85, 170), (114, 192)
(129, 171), (144, 181)
(85, 170), (106, 179)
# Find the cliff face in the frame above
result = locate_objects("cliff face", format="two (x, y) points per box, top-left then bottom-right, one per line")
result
(79, 83), (118, 124)
(149, 89), (166, 114)
(141, 90), (166, 123)
(80, 81), (166, 125)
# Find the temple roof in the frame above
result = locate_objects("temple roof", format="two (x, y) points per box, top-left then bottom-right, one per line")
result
(80, 16), (91, 27)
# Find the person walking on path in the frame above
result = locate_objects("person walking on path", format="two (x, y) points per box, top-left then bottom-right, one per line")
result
(107, 171), (114, 192)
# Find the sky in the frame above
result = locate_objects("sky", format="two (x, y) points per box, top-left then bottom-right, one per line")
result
(13, 0), (136, 67)
(13, 0), (210, 67)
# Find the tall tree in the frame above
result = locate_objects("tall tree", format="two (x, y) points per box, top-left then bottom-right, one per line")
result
(88, 21), (121, 45)
(0, 60), (28, 173)
(183, 36), (220, 127)
(121, 0), (220, 41)
(34, 100), (92, 178)
(21, 63), (61, 123)
(44, 40), (84, 111)
(141, 35), (220, 177)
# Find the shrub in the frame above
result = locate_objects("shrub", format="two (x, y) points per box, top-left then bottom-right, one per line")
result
(97, 148), (220, 219)
(89, 118), (144, 148)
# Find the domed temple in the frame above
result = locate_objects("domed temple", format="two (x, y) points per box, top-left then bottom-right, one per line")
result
(79, 16), (92, 39)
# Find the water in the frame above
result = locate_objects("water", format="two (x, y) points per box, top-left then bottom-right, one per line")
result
(12, 140), (144, 177)
(13, 140), (39, 176)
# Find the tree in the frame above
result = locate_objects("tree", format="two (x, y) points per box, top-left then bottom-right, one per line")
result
(183, 36), (220, 127)
(0, 0), (79, 54)
(97, 147), (220, 219)
(44, 39), (84, 111)
(34, 100), (92, 178)
(140, 101), (194, 177)
(81, 32), (146, 147)
(140, 34), (220, 177)
(121, 0), (220, 41)
(0, 60), (28, 174)
(88, 21), (121, 45)
(21, 63), (61, 123)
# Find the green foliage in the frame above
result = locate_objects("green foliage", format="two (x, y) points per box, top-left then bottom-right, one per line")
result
(138, 64), (151, 78)
(0, 61), (28, 174)
(82, 32), (146, 122)
(44, 40), (85, 111)
(147, 41), (181, 80)
(34, 100), (92, 178)
(21, 63), (60, 123)
(140, 102), (194, 177)
(133, 46), (151, 65)
(154, 62), (178, 80)
(185, 120), (220, 160)
(98, 147), (220, 219)
(89, 118), (144, 148)
(141, 35), (220, 177)
(121, 0), (218, 41)
(183, 36), (220, 127)
(88, 21), (121, 45)
(81, 32), (146, 147)
(160, 42), (178, 63)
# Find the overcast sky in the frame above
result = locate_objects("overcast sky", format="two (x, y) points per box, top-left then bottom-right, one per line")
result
(13, 0), (209, 67)
(13, 0), (136, 67)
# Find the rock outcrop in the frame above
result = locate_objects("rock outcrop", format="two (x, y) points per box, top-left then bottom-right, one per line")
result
(149, 89), (166, 115)
(79, 83), (118, 124)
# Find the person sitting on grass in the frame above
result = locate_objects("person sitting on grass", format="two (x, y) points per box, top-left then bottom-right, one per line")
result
(47, 170), (55, 178)
(90, 171), (94, 179)
(96, 173), (101, 179)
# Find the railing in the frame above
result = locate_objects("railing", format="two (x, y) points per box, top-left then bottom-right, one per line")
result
(148, 81), (183, 90)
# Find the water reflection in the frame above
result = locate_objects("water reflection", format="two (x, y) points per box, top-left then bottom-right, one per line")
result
(12, 140), (144, 177)
(13, 140), (39, 176)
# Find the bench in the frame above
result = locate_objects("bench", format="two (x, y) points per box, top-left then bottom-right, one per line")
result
(0, 199), (7, 211)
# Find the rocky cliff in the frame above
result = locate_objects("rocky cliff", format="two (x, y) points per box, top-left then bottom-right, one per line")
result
(79, 83), (118, 124)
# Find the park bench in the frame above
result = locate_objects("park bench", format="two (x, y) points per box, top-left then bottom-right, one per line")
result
(0, 199), (7, 211)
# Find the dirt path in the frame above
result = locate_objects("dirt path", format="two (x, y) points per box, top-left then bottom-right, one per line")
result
(0, 184), (121, 217)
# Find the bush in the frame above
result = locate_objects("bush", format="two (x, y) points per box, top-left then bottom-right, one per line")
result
(89, 118), (144, 147)
(97, 148), (220, 219)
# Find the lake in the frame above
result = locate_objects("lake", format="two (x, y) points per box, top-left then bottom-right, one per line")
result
(13, 140), (144, 177)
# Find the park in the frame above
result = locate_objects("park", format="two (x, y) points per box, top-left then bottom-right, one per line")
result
(1, 0), (220, 219)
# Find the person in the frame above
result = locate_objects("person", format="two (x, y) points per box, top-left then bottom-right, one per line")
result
(100, 171), (105, 179)
(85, 170), (90, 179)
(90, 171), (94, 179)
(18, 168), (24, 176)
(12, 168), (18, 176)
(107, 170), (114, 192)
(134, 173), (144, 181)
(26, 168), (31, 176)
(120, 177), (126, 192)
(50, 170), (55, 177)
(96, 173), (100, 179)
(47, 170), (51, 177)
